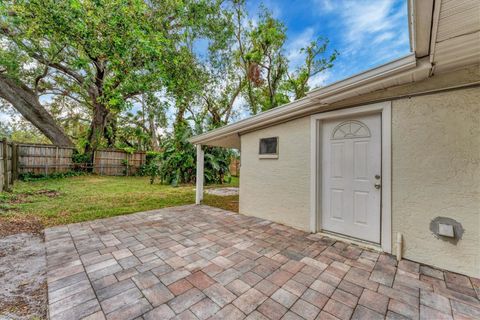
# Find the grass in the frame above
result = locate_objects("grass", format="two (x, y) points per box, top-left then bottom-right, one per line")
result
(0, 175), (239, 232)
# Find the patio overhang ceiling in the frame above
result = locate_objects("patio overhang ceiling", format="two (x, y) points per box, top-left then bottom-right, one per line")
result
(188, 0), (480, 149)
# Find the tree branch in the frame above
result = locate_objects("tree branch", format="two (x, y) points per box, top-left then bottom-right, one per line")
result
(0, 74), (74, 146)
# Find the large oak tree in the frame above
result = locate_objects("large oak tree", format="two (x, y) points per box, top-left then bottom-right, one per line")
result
(0, 0), (223, 153)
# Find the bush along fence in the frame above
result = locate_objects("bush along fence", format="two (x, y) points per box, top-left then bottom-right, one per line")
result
(0, 140), (147, 191)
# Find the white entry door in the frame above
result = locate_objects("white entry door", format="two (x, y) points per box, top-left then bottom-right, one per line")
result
(322, 113), (381, 243)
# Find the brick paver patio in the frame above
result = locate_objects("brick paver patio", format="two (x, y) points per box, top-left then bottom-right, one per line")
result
(45, 205), (480, 320)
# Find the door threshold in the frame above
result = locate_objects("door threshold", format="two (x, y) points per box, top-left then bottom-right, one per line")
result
(315, 231), (384, 252)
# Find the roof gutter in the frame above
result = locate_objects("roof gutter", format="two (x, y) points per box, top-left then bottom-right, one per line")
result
(307, 54), (417, 101)
(410, 0), (435, 58)
(188, 96), (316, 145)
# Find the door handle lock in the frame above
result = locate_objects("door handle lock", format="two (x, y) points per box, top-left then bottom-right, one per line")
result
(374, 182), (381, 190)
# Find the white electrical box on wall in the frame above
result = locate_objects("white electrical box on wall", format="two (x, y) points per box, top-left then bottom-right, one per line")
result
(438, 223), (455, 238)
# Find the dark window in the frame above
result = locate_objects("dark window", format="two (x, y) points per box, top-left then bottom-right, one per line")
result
(259, 137), (278, 155)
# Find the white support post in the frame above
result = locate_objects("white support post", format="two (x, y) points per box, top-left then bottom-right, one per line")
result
(195, 144), (204, 205)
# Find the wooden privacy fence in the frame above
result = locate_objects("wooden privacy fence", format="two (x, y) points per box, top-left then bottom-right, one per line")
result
(229, 157), (240, 176)
(93, 149), (146, 176)
(0, 140), (147, 191)
(18, 143), (75, 175)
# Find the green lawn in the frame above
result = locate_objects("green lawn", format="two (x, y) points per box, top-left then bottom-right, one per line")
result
(0, 175), (239, 233)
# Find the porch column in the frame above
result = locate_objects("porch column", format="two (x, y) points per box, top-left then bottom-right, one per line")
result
(195, 144), (204, 205)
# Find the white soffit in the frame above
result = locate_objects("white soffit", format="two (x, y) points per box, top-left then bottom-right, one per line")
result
(436, 0), (479, 41)
(431, 0), (480, 72)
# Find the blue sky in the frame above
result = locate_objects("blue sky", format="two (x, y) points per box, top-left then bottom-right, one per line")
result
(249, 0), (411, 87)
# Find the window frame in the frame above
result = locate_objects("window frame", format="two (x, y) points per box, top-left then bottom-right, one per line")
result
(258, 136), (279, 159)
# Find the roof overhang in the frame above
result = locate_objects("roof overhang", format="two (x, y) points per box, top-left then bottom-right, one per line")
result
(189, 54), (431, 148)
(427, 0), (480, 73)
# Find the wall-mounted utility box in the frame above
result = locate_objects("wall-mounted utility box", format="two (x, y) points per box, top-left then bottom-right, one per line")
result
(430, 217), (464, 244)
(438, 223), (455, 238)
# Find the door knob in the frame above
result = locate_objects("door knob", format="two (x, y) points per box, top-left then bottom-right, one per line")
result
(375, 174), (381, 179)
(374, 182), (381, 189)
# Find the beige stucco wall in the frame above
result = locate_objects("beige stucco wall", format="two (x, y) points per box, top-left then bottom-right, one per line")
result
(238, 86), (479, 277)
(392, 87), (480, 277)
(239, 117), (311, 231)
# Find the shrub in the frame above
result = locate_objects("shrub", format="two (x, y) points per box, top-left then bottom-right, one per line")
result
(157, 123), (232, 186)
(137, 152), (162, 184)
(72, 151), (90, 164)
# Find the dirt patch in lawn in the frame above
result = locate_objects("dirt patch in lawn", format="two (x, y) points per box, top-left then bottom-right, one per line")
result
(31, 189), (61, 198)
(0, 216), (44, 238)
(203, 194), (239, 213)
(0, 233), (47, 320)
(15, 189), (61, 201)
(7, 194), (30, 205)
(0, 189), (60, 207)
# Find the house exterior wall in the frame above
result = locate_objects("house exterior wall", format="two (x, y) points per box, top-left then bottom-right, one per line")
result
(391, 87), (480, 277)
(239, 86), (480, 277)
(239, 117), (311, 231)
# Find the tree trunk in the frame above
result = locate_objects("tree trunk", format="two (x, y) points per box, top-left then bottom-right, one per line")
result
(85, 102), (109, 155)
(84, 59), (111, 155)
(105, 113), (117, 148)
(148, 116), (159, 151)
(0, 74), (74, 147)
(175, 106), (186, 126)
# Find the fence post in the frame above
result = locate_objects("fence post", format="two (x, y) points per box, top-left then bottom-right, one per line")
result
(2, 138), (10, 191)
(125, 152), (129, 177)
(55, 146), (59, 173)
(11, 143), (17, 183)
(93, 150), (97, 174)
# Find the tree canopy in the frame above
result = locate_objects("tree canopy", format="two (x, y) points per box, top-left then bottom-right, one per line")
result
(0, 0), (337, 170)
(0, 0), (226, 153)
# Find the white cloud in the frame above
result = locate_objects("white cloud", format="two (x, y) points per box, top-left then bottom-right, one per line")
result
(310, 0), (409, 82)
(232, 95), (251, 121)
(284, 27), (334, 89)
(342, 2), (395, 42)
(246, 0), (282, 23)
(0, 109), (20, 124)
(261, 0), (283, 19)
(314, 0), (335, 12)
(0, 112), (9, 122)
(332, 1), (408, 52)
(373, 31), (395, 44)
(286, 27), (315, 69)
(308, 70), (331, 88)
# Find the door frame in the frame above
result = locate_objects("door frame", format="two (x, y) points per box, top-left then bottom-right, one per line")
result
(309, 101), (392, 253)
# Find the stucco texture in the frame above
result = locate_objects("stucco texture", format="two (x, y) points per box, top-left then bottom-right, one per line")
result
(392, 87), (480, 277)
(239, 117), (311, 231)
(238, 85), (480, 277)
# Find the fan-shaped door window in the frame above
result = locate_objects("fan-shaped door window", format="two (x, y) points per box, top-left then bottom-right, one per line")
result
(331, 120), (371, 140)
